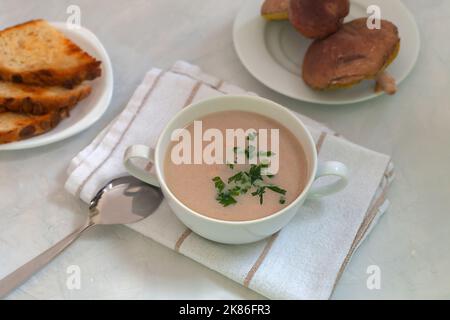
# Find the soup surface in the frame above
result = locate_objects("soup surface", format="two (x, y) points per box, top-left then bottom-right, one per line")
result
(164, 111), (309, 221)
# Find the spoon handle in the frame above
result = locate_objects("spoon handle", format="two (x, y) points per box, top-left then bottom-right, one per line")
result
(0, 221), (93, 298)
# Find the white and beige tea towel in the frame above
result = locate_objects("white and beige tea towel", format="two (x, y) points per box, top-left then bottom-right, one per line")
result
(65, 61), (394, 299)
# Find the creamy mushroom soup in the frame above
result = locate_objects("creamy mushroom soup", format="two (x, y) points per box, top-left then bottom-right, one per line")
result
(164, 111), (309, 221)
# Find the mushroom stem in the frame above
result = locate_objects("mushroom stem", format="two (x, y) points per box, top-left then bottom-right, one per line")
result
(375, 72), (397, 95)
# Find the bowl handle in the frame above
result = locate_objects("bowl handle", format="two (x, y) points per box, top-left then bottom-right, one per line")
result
(308, 161), (349, 199)
(123, 145), (160, 187)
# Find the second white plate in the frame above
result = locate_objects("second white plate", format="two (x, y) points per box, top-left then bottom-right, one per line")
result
(233, 0), (420, 105)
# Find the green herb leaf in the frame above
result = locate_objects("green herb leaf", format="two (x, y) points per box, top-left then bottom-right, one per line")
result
(216, 192), (237, 207)
(259, 150), (275, 157)
(267, 185), (287, 195)
(229, 186), (241, 196)
(212, 176), (225, 192)
(248, 164), (263, 184)
(251, 186), (266, 205)
(245, 145), (256, 159)
(247, 132), (257, 141)
(213, 158), (286, 207)
(228, 171), (244, 184)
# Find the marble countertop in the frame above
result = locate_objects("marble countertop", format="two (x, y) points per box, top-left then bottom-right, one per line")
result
(1, 0), (449, 299)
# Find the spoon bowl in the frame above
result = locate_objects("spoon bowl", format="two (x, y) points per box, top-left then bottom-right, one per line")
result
(89, 176), (163, 225)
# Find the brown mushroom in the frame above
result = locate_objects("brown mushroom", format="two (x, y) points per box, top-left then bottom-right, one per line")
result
(289, 0), (350, 39)
(302, 18), (400, 93)
(261, 0), (290, 21)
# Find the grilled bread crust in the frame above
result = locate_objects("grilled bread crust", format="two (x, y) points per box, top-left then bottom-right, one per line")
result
(0, 108), (70, 144)
(0, 82), (91, 115)
(0, 19), (101, 88)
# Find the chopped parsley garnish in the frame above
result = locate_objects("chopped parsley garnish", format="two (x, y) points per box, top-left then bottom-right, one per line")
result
(245, 145), (256, 159)
(259, 150), (275, 157)
(216, 192), (237, 207)
(212, 176), (225, 192)
(248, 163), (267, 184)
(247, 132), (257, 141)
(212, 133), (287, 207)
(229, 186), (241, 196)
(251, 186), (266, 205)
(228, 171), (244, 184)
(266, 185), (286, 195)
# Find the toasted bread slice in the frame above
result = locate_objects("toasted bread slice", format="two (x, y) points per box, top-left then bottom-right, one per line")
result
(0, 82), (91, 115)
(0, 108), (69, 144)
(0, 19), (101, 87)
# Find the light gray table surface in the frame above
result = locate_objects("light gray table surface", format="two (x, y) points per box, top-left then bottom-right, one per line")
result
(1, 0), (449, 299)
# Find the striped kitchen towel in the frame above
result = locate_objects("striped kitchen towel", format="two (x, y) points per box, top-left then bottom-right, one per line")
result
(65, 61), (394, 299)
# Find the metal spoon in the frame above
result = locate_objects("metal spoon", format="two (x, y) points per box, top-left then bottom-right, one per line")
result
(0, 176), (163, 298)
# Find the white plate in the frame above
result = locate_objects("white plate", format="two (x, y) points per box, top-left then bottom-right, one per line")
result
(233, 0), (420, 104)
(0, 22), (113, 151)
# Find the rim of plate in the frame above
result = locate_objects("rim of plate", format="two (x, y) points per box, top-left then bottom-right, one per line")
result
(233, 0), (420, 105)
(0, 22), (113, 151)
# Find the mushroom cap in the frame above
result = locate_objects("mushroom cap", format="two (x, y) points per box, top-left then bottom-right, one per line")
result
(261, 0), (290, 21)
(302, 18), (400, 90)
(289, 0), (350, 39)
